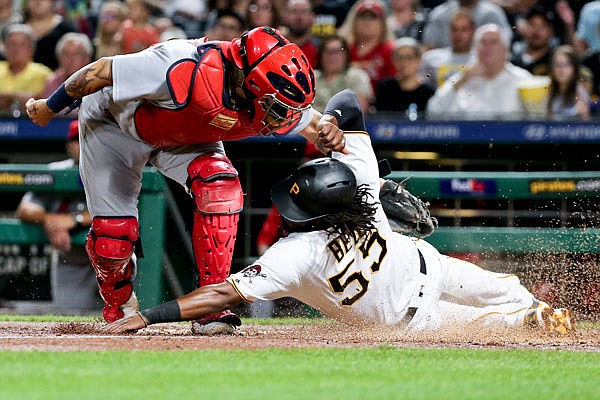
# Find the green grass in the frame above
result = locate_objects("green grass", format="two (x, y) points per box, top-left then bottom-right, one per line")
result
(1, 316), (599, 399)
(0, 347), (598, 400)
(0, 314), (101, 322)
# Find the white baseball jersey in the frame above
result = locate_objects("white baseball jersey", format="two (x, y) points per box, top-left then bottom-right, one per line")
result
(228, 124), (536, 330)
(228, 130), (433, 326)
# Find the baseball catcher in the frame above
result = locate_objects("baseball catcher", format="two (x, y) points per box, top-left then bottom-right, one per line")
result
(26, 27), (346, 335)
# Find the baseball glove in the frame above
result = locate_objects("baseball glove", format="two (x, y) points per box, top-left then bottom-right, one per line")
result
(379, 179), (438, 238)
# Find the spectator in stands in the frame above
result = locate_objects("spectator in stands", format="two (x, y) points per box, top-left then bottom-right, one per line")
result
(246, 0), (280, 29)
(422, 0), (511, 50)
(375, 37), (435, 115)
(165, 0), (207, 39)
(489, 0), (580, 44)
(579, 66), (598, 114)
(421, 7), (475, 88)
(426, 23), (532, 120)
(93, 1), (127, 59)
(313, 35), (373, 113)
(16, 120), (100, 314)
(0, 24), (51, 114)
(205, 9), (245, 41)
(553, 1), (577, 47)
(203, 0), (249, 36)
(488, 0), (535, 25)
(312, 0), (353, 38)
(521, 2), (577, 51)
(546, 45), (590, 120)
(61, 0), (92, 36)
(24, 0), (77, 70)
(280, 0), (318, 67)
(0, 0), (22, 57)
(41, 33), (93, 102)
(116, 0), (162, 55)
(387, 0), (427, 41)
(575, 1), (600, 57)
(311, 0), (352, 40)
(348, 1), (396, 91)
(583, 51), (600, 105)
(513, 3), (578, 43)
(510, 6), (556, 77)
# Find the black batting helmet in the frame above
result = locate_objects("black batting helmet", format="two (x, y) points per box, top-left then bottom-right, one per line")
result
(271, 158), (357, 222)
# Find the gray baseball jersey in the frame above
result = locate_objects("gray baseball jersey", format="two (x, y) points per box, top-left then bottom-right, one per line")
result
(77, 38), (312, 217)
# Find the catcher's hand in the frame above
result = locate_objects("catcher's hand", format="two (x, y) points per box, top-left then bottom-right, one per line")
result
(379, 179), (438, 238)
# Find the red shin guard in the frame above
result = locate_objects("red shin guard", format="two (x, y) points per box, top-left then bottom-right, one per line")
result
(85, 217), (139, 322)
(187, 153), (243, 288)
(192, 213), (239, 286)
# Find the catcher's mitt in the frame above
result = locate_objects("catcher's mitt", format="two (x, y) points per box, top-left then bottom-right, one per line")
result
(379, 179), (438, 238)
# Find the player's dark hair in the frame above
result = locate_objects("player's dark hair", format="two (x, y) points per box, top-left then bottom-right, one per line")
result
(322, 184), (377, 243)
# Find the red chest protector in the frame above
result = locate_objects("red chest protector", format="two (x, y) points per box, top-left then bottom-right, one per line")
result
(134, 43), (258, 147)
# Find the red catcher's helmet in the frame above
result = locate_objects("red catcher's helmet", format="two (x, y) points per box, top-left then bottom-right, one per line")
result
(230, 26), (315, 136)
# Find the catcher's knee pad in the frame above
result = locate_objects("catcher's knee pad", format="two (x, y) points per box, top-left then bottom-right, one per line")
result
(85, 217), (139, 315)
(187, 153), (243, 287)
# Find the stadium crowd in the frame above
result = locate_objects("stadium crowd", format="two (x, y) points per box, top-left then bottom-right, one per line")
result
(0, 0), (598, 120)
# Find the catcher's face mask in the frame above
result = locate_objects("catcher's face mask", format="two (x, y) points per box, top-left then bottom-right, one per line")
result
(256, 93), (310, 136)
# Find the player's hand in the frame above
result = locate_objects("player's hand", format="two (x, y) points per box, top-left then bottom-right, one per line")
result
(26, 98), (56, 127)
(316, 114), (349, 154)
(101, 313), (147, 333)
(43, 213), (75, 252)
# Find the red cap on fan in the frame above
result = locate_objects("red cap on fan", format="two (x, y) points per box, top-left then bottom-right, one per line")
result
(67, 120), (79, 142)
(356, 1), (385, 18)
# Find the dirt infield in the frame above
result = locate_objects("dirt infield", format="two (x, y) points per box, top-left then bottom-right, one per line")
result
(0, 321), (599, 352)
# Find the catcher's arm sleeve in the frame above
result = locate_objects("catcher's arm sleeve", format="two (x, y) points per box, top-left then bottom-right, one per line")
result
(323, 89), (365, 132)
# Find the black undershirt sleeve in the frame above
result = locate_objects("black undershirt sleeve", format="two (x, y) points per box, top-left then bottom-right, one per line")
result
(323, 89), (366, 132)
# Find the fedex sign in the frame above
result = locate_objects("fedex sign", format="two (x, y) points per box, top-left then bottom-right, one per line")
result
(441, 179), (497, 196)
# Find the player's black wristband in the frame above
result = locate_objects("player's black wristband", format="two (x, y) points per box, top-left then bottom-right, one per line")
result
(46, 83), (77, 113)
(138, 300), (182, 325)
